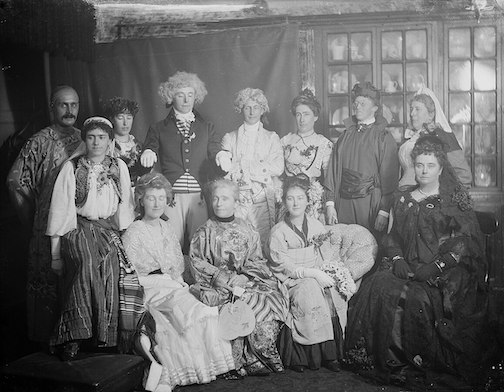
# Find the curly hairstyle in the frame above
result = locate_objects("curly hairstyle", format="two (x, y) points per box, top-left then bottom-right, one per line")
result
(351, 82), (381, 107)
(411, 134), (449, 168)
(282, 173), (311, 202)
(233, 88), (270, 114)
(81, 116), (114, 141)
(134, 173), (173, 217)
(158, 71), (208, 105)
(103, 97), (139, 119)
(412, 135), (473, 211)
(208, 178), (239, 201)
(290, 88), (321, 116)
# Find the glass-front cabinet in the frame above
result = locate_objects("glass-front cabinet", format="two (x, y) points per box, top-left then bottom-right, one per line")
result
(320, 20), (502, 191)
(313, 17), (503, 285)
(324, 23), (434, 146)
(446, 24), (500, 189)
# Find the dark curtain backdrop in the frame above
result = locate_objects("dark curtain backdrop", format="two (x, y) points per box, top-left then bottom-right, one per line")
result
(92, 25), (300, 143)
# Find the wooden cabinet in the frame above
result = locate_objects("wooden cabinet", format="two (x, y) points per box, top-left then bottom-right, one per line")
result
(304, 15), (503, 286)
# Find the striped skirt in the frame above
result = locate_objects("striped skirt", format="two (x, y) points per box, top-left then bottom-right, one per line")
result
(51, 217), (124, 347)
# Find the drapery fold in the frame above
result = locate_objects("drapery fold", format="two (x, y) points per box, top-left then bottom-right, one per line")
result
(92, 25), (300, 143)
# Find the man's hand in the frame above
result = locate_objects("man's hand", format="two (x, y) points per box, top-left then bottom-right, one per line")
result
(140, 149), (157, 168)
(326, 205), (338, 225)
(374, 214), (388, 232)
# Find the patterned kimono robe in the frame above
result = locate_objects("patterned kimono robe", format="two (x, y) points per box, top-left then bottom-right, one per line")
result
(122, 219), (234, 390)
(189, 217), (289, 373)
(6, 126), (82, 342)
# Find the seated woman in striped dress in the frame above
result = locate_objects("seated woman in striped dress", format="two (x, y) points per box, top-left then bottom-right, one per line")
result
(189, 178), (289, 377)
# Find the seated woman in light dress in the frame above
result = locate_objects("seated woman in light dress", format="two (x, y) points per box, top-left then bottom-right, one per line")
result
(215, 88), (284, 249)
(46, 117), (136, 360)
(104, 97), (148, 186)
(189, 178), (289, 377)
(267, 175), (377, 373)
(280, 89), (333, 222)
(122, 173), (234, 391)
(399, 87), (471, 190)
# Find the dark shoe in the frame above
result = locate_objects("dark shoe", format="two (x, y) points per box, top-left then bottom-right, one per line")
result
(60, 341), (80, 361)
(218, 370), (244, 380)
(245, 360), (270, 377)
(290, 365), (305, 373)
(324, 360), (341, 372)
(271, 363), (285, 373)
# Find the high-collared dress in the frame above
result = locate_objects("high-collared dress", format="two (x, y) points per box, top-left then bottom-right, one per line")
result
(189, 216), (289, 375)
(280, 132), (333, 221)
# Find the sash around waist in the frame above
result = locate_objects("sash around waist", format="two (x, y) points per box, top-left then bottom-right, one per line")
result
(340, 168), (376, 199)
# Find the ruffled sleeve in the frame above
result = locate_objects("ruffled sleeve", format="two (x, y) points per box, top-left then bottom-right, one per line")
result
(46, 161), (77, 237)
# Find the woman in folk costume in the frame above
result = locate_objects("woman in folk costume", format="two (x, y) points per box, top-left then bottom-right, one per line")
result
(267, 174), (376, 373)
(122, 173), (234, 392)
(279, 89), (333, 222)
(215, 88), (284, 249)
(189, 178), (289, 377)
(46, 117), (137, 360)
(399, 86), (472, 190)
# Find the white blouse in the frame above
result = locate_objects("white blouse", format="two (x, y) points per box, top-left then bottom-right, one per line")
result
(46, 157), (135, 237)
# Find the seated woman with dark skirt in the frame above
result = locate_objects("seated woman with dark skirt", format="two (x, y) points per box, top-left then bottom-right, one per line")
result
(189, 178), (289, 377)
(345, 135), (490, 390)
(268, 175), (357, 373)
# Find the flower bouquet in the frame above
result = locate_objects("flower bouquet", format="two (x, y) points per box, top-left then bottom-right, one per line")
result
(321, 262), (357, 299)
(309, 231), (357, 299)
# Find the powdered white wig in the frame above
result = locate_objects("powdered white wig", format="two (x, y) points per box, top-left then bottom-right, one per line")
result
(158, 71), (208, 105)
(233, 87), (269, 114)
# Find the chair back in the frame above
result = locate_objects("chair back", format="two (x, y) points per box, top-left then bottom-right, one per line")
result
(475, 210), (499, 283)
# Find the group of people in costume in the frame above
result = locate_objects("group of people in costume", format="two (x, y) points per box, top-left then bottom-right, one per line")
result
(6, 68), (493, 392)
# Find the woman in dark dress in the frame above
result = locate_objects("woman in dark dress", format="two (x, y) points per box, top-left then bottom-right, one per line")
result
(345, 135), (489, 390)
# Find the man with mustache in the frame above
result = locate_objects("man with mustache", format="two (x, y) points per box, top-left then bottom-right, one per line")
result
(7, 85), (82, 347)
